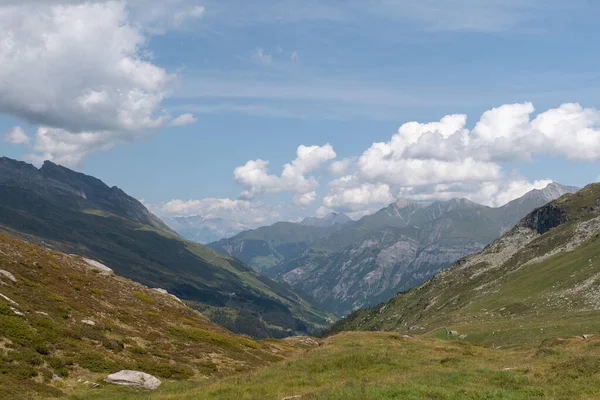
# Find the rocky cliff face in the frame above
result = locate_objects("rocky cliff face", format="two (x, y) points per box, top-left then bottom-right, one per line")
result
(272, 183), (578, 316)
(330, 183), (600, 347)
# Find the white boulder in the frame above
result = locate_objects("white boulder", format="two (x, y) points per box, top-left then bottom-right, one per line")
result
(83, 258), (113, 274)
(0, 270), (16, 283)
(104, 370), (161, 390)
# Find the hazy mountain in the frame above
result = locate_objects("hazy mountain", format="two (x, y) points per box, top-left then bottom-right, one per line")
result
(270, 183), (578, 315)
(332, 183), (600, 347)
(162, 215), (251, 244)
(0, 157), (329, 338)
(299, 212), (352, 228)
(208, 222), (342, 273)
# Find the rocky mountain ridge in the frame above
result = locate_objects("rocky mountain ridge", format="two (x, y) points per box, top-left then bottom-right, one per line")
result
(0, 157), (329, 338)
(271, 182), (578, 315)
(330, 183), (600, 347)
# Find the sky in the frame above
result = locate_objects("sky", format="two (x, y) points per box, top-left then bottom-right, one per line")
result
(2, 0), (600, 227)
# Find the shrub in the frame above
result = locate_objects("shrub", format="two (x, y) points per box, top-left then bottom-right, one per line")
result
(133, 291), (156, 305)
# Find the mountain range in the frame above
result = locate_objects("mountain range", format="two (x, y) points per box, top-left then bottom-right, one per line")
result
(162, 215), (251, 244)
(207, 213), (352, 273)
(0, 157), (329, 338)
(332, 182), (600, 347)
(270, 183), (578, 315)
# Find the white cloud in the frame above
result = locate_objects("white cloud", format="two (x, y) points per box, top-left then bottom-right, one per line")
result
(294, 191), (318, 207)
(291, 51), (299, 63)
(321, 102), (598, 213)
(151, 197), (283, 226)
(175, 5), (205, 24)
(234, 143), (336, 199)
(3, 127), (29, 145)
(252, 48), (272, 65)
(0, 2), (172, 166)
(329, 157), (354, 176)
(170, 113), (198, 126)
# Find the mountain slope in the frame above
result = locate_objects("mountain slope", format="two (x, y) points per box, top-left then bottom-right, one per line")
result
(272, 183), (577, 316)
(0, 157), (329, 338)
(208, 221), (343, 273)
(0, 232), (293, 399)
(162, 216), (251, 244)
(332, 183), (600, 347)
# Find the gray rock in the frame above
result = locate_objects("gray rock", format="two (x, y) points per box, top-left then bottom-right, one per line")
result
(449, 330), (459, 335)
(104, 370), (161, 390)
(9, 307), (24, 316)
(0, 293), (18, 305)
(83, 258), (113, 274)
(81, 319), (96, 326)
(0, 269), (16, 283)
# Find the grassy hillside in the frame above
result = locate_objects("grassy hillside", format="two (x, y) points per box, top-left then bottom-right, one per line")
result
(70, 332), (600, 399)
(331, 183), (600, 347)
(0, 158), (330, 338)
(0, 233), (306, 399)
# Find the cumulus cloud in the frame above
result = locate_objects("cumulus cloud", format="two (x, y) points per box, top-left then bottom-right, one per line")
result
(329, 157), (354, 176)
(234, 144), (336, 201)
(151, 197), (283, 226)
(0, 2), (172, 166)
(252, 48), (272, 65)
(321, 102), (598, 212)
(294, 191), (318, 207)
(3, 127), (29, 145)
(170, 113), (198, 126)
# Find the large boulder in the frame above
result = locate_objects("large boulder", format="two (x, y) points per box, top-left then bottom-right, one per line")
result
(104, 370), (161, 390)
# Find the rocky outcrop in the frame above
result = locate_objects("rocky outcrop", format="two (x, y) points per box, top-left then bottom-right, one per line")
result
(104, 370), (161, 390)
(274, 183), (579, 316)
(519, 204), (567, 234)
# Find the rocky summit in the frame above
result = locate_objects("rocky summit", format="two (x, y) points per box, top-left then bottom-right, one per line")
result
(270, 183), (578, 316)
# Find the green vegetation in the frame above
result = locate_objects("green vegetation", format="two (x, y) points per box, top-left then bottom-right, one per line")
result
(0, 233), (301, 399)
(331, 183), (600, 348)
(68, 332), (600, 399)
(0, 157), (331, 338)
(132, 291), (156, 304)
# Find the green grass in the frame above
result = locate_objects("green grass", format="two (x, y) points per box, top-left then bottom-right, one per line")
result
(66, 332), (600, 400)
(0, 233), (301, 399)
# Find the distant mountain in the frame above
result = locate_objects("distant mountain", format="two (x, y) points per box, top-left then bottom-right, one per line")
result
(332, 183), (600, 347)
(208, 222), (343, 273)
(0, 157), (330, 338)
(163, 215), (250, 244)
(270, 183), (578, 316)
(300, 212), (352, 228)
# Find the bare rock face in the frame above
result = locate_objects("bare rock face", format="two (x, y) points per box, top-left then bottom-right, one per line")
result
(104, 370), (161, 390)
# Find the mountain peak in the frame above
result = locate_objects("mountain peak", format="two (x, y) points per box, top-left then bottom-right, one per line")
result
(300, 212), (351, 227)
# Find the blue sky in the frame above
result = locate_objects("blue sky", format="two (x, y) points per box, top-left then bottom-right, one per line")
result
(2, 0), (600, 226)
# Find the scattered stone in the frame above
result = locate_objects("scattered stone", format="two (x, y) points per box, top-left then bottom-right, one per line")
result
(9, 307), (24, 316)
(281, 396), (302, 400)
(152, 288), (183, 303)
(583, 334), (593, 340)
(83, 381), (100, 388)
(35, 311), (49, 316)
(0, 270), (16, 283)
(0, 293), (18, 305)
(104, 370), (161, 390)
(52, 374), (63, 382)
(81, 319), (96, 326)
(449, 330), (459, 335)
(459, 334), (468, 339)
(83, 258), (113, 274)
